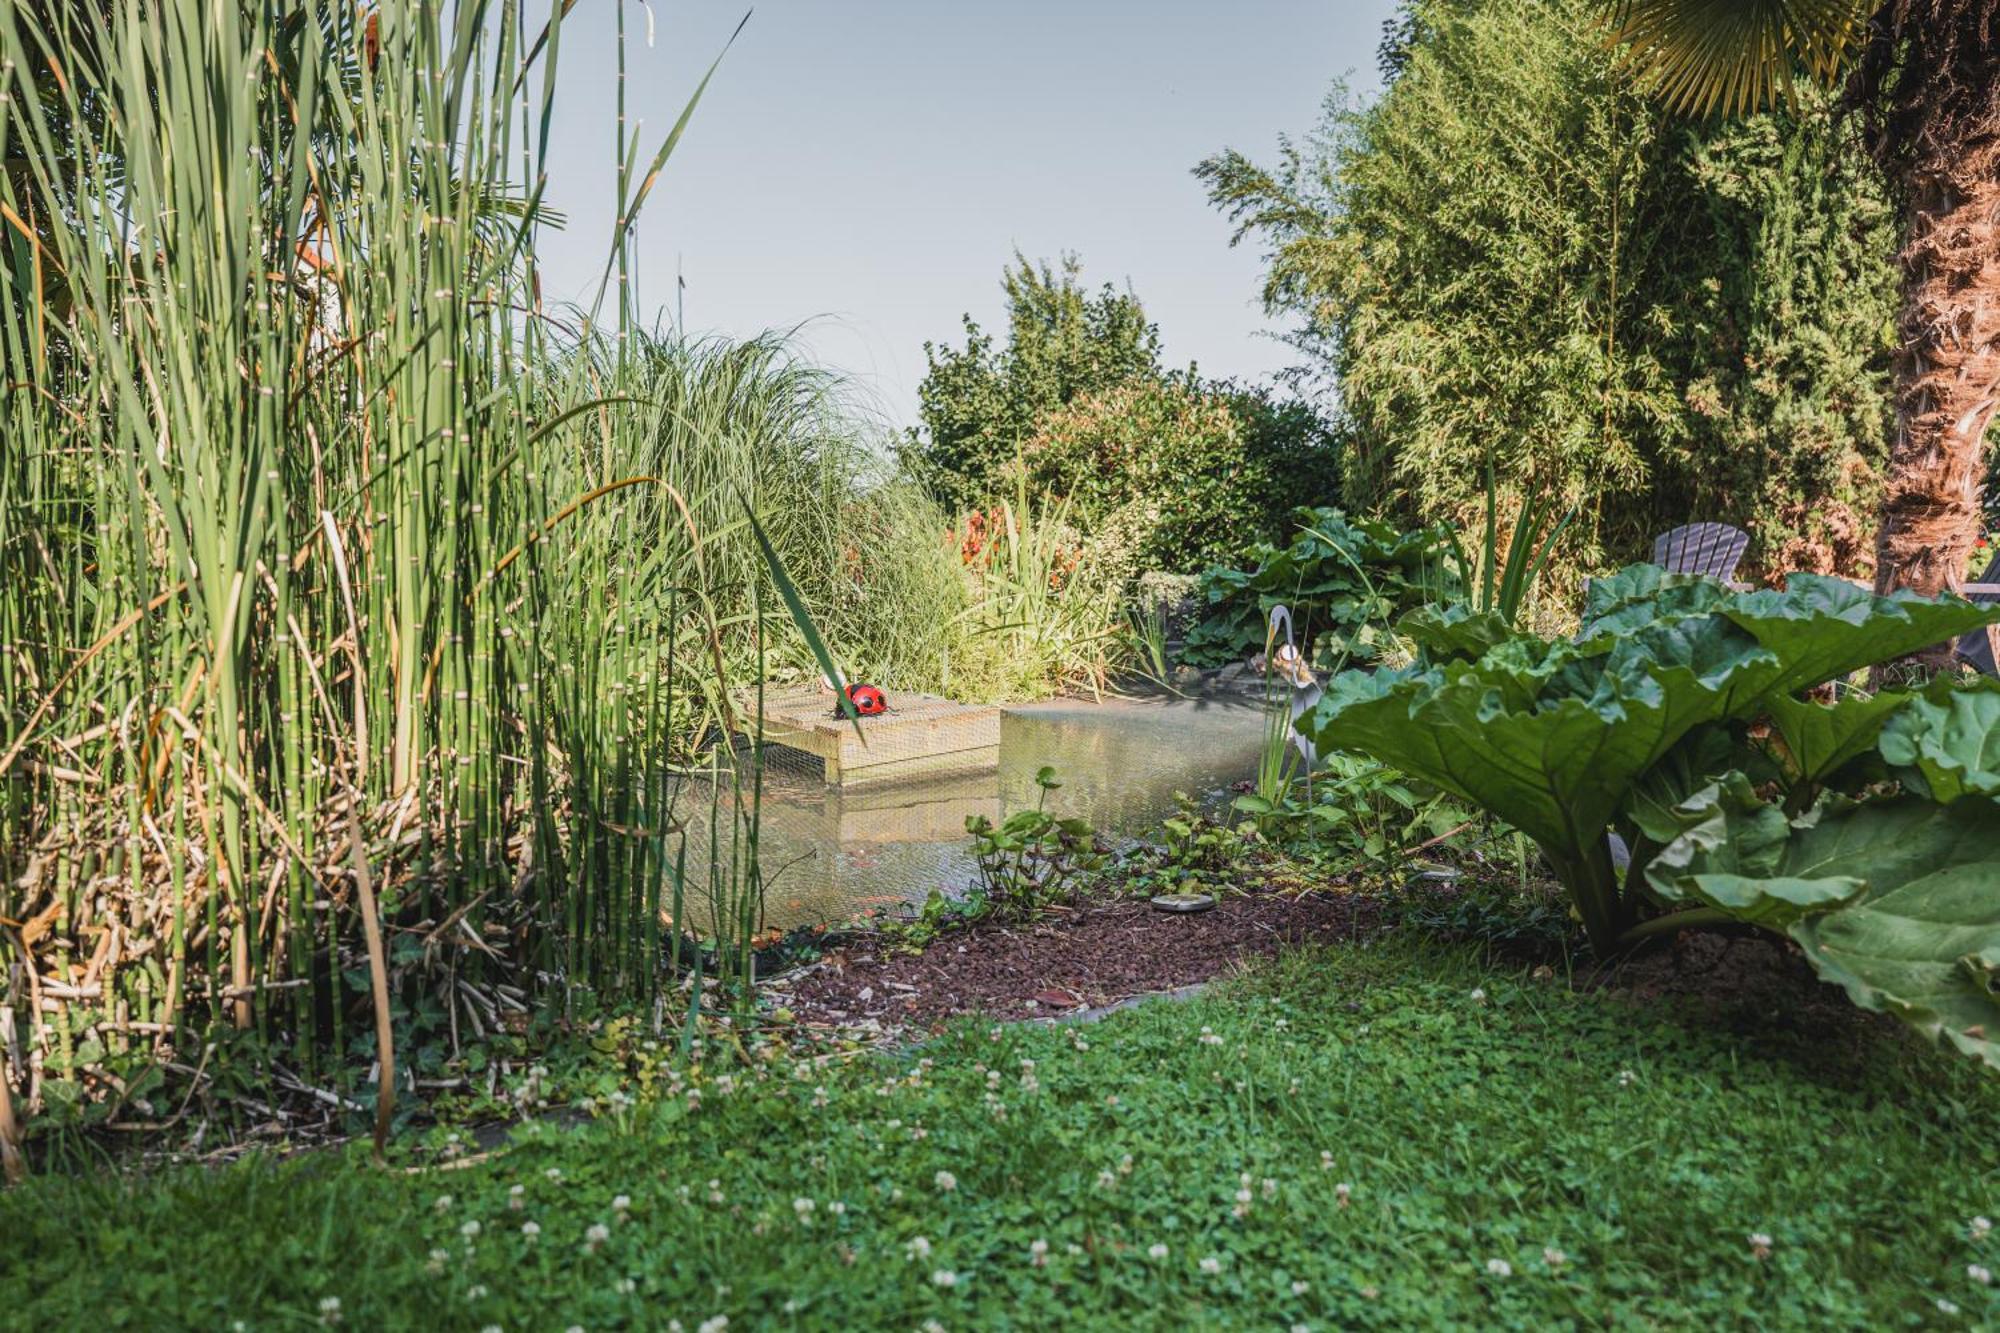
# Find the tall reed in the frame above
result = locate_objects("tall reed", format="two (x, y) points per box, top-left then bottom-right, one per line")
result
(0, 0), (760, 1137)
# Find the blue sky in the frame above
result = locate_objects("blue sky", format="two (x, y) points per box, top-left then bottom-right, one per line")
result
(533, 1), (1401, 428)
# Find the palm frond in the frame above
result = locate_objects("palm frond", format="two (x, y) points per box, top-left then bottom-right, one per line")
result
(1603, 0), (1869, 117)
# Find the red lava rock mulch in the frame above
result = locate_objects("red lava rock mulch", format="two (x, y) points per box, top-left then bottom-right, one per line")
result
(777, 888), (1378, 1033)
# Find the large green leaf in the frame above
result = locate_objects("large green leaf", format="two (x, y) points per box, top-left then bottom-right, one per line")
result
(1765, 689), (1910, 787)
(1643, 774), (1859, 923)
(1648, 780), (2000, 1069)
(1398, 604), (1518, 664)
(1578, 565), (1734, 644)
(1723, 576), (1998, 699)
(1300, 620), (1772, 858)
(1307, 571), (1999, 956)
(1879, 680), (2000, 804)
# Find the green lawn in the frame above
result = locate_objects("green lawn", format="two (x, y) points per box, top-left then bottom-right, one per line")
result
(6, 937), (1998, 1330)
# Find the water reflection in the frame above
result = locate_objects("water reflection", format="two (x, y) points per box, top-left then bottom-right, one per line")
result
(674, 685), (1272, 930)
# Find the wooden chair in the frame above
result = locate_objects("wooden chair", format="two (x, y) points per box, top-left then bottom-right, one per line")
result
(1652, 522), (1751, 584)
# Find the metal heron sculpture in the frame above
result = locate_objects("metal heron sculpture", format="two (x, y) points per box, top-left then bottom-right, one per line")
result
(1265, 604), (1322, 770)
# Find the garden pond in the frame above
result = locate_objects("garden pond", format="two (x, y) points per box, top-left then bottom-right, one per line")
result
(678, 675), (1273, 930)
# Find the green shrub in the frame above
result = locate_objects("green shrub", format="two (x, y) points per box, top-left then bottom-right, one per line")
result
(1022, 378), (1342, 574)
(904, 252), (1162, 511)
(1181, 508), (1453, 667)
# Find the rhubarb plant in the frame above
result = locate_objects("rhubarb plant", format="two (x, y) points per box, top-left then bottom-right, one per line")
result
(1297, 569), (2000, 1065)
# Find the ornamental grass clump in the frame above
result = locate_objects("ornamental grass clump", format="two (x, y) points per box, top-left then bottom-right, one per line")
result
(0, 0), (806, 1144)
(1299, 567), (2000, 1066)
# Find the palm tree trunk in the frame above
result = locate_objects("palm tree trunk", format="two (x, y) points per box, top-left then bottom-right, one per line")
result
(1872, 133), (2000, 641)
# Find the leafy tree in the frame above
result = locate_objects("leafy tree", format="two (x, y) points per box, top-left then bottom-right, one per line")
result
(1021, 378), (1343, 573)
(905, 252), (1163, 510)
(1602, 0), (2000, 654)
(1196, 0), (1898, 581)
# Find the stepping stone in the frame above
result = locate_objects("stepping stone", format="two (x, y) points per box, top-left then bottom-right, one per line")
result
(1150, 892), (1216, 914)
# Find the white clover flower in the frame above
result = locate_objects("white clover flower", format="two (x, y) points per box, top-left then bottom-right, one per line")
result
(318, 1296), (342, 1325)
(433, 1194), (454, 1213)
(1148, 1243), (1169, 1260)
(1469, 987), (1487, 1004)
(466, 1285), (489, 1302)
(1097, 1169), (1118, 1189)
(1200, 1256), (1222, 1275)
(586, 1223), (611, 1249)
(1486, 1258), (1512, 1277)
(1119, 1154), (1134, 1175)
(1974, 1216), (1993, 1239)
(522, 1220), (541, 1239)
(1261, 1178), (1278, 1200)
(613, 1195), (632, 1214)
(907, 1236), (932, 1260)
(829, 1201), (846, 1216)
(1334, 1182), (1352, 1207)
(1320, 1151), (1334, 1171)
(1543, 1246), (1567, 1268)
(616, 1278), (637, 1296)
(932, 1269), (958, 1288)
(508, 1184), (526, 1210)
(935, 1170), (959, 1192)
(460, 1220), (481, 1240)
(1970, 1264), (1992, 1285)
(1939, 1298), (1961, 1315)
(1617, 1069), (1636, 1087)
(1291, 1280), (1308, 1296)
(545, 1167), (563, 1183)
(698, 1318), (728, 1333)
(426, 1247), (450, 1274)
(1030, 1239), (1049, 1267)
(793, 1198), (816, 1219)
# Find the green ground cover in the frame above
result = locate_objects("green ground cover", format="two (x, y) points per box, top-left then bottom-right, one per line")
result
(5, 937), (1997, 1330)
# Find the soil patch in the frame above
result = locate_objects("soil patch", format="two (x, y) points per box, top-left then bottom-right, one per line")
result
(777, 887), (1377, 1034)
(1588, 928), (1904, 1059)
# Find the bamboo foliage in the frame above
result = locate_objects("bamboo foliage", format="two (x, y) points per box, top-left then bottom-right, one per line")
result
(0, 0), (761, 1136)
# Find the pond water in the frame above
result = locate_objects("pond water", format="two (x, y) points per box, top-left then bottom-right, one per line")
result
(674, 678), (1275, 931)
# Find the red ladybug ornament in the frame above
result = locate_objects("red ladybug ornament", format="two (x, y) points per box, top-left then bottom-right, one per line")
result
(843, 683), (888, 717)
